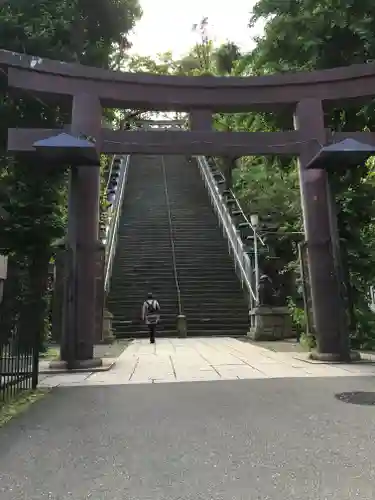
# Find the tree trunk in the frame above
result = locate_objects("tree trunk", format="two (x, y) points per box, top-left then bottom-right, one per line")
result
(17, 252), (50, 353)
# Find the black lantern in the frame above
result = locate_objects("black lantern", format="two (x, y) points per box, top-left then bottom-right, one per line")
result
(306, 138), (375, 170)
(32, 133), (100, 166)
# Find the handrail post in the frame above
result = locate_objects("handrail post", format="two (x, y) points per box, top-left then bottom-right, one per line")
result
(161, 156), (187, 337)
(253, 222), (260, 305)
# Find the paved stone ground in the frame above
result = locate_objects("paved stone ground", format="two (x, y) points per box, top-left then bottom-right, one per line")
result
(238, 337), (307, 353)
(38, 337), (375, 387)
(1, 376), (375, 499)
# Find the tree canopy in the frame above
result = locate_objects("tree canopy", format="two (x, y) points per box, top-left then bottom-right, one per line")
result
(2, 1), (375, 350)
(246, 0), (375, 347)
(125, 7), (375, 349)
(0, 0), (142, 349)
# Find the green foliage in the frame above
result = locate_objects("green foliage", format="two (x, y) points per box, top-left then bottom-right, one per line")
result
(0, 0), (141, 350)
(3, 2), (375, 352)
(0, 389), (49, 426)
(243, 0), (375, 347)
(214, 42), (241, 75)
(129, 7), (375, 349)
(126, 51), (198, 75)
(287, 298), (305, 335)
(0, 0), (141, 65)
(250, 0), (375, 72)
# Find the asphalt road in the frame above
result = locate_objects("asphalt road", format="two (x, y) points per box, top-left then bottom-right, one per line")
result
(1, 377), (375, 499)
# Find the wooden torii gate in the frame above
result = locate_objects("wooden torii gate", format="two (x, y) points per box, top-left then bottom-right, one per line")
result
(136, 119), (186, 129)
(2, 49), (375, 365)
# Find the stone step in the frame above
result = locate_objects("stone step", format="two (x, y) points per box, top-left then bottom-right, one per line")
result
(109, 308), (248, 318)
(107, 154), (249, 339)
(111, 267), (238, 274)
(109, 296), (248, 305)
(114, 267), (239, 274)
(114, 329), (248, 338)
(110, 288), (245, 295)
(108, 290), (249, 299)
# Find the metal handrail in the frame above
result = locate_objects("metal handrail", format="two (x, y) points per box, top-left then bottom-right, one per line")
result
(206, 161), (265, 246)
(161, 156), (183, 315)
(103, 120), (183, 294)
(104, 155), (130, 292)
(196, 156), (257, 306)
(101, 154), (117, 249)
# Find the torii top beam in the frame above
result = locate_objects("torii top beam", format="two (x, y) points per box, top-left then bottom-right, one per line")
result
(1, 50), (375, 112)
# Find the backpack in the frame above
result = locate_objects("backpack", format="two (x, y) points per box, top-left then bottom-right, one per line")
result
(146, 299), (159, 314)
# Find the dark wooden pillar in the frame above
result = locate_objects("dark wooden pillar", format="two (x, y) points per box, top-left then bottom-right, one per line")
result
(222, 156), (237, 190)
(189, 109), (212, 131)
(51, 245), (65, 343)
(61, 93), (102, 365)
(94, 243), (105, 343)
(294, 99), (349, 360)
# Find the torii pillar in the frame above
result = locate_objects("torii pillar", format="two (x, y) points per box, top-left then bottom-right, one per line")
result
(222, 156), (238, 190)
(294, 99), (350, 361)
(60, 93), (103, 367)
(189, 109), (212, 131)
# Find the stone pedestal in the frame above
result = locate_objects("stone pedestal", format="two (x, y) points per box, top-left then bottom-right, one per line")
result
(101, 308), (115, 344)
(177, 314), (187, 338)
(248, 306), (292, 341)
(309, 350), (360, 362)
(49, 358), (103, 370)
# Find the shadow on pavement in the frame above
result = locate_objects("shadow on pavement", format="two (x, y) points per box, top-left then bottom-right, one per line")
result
(335, 391), (375, 405)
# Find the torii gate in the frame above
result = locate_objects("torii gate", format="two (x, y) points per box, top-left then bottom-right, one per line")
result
(136, 119), (186, 130)
(3, 49), (375, 365)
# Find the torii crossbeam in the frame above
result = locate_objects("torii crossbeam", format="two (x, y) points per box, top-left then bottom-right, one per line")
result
(2, 49), (375, 363)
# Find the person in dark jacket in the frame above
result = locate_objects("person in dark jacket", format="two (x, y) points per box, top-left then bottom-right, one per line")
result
(141, 292), (160, 344)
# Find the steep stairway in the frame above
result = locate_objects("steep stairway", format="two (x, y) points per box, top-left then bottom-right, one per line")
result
(107, 155), (178, 337)
(107, 154), (249, 337)
(164, 156), (249, 336)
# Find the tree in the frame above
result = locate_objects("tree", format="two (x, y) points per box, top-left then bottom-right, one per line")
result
(96, 8), (375, 348)
(126, 51), (195, 75)
(215, 42), (241, 75)
(191, 17), (214, 74)
(0, 0), (142, 350)
(242, 0), (375, 347)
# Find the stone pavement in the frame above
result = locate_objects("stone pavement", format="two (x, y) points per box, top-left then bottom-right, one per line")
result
(38, 337), (375, 387)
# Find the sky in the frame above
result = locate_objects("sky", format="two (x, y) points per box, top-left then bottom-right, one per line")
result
(128, 0), (264, 58)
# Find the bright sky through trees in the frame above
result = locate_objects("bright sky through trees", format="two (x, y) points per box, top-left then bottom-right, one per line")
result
(128, 0), (263, 56)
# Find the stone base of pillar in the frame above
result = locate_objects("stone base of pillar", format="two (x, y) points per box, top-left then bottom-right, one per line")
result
(309, 350), (361, 362)
(248, 306), (292, 341)
(49, 358), (103, 370)
(177, 315), (187, 338)
(101, 308), (115, 344)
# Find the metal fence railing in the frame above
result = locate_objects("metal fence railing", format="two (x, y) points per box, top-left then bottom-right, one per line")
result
(0, 256), (39, 404)
(196, 155), (257, 309)
(104, 155), (130, 293)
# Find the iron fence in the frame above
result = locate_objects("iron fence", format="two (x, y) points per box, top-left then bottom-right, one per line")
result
(0, 256), (39, 404)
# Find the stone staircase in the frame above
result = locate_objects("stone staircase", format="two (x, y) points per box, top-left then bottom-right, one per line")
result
(107, 154), (249, 337)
